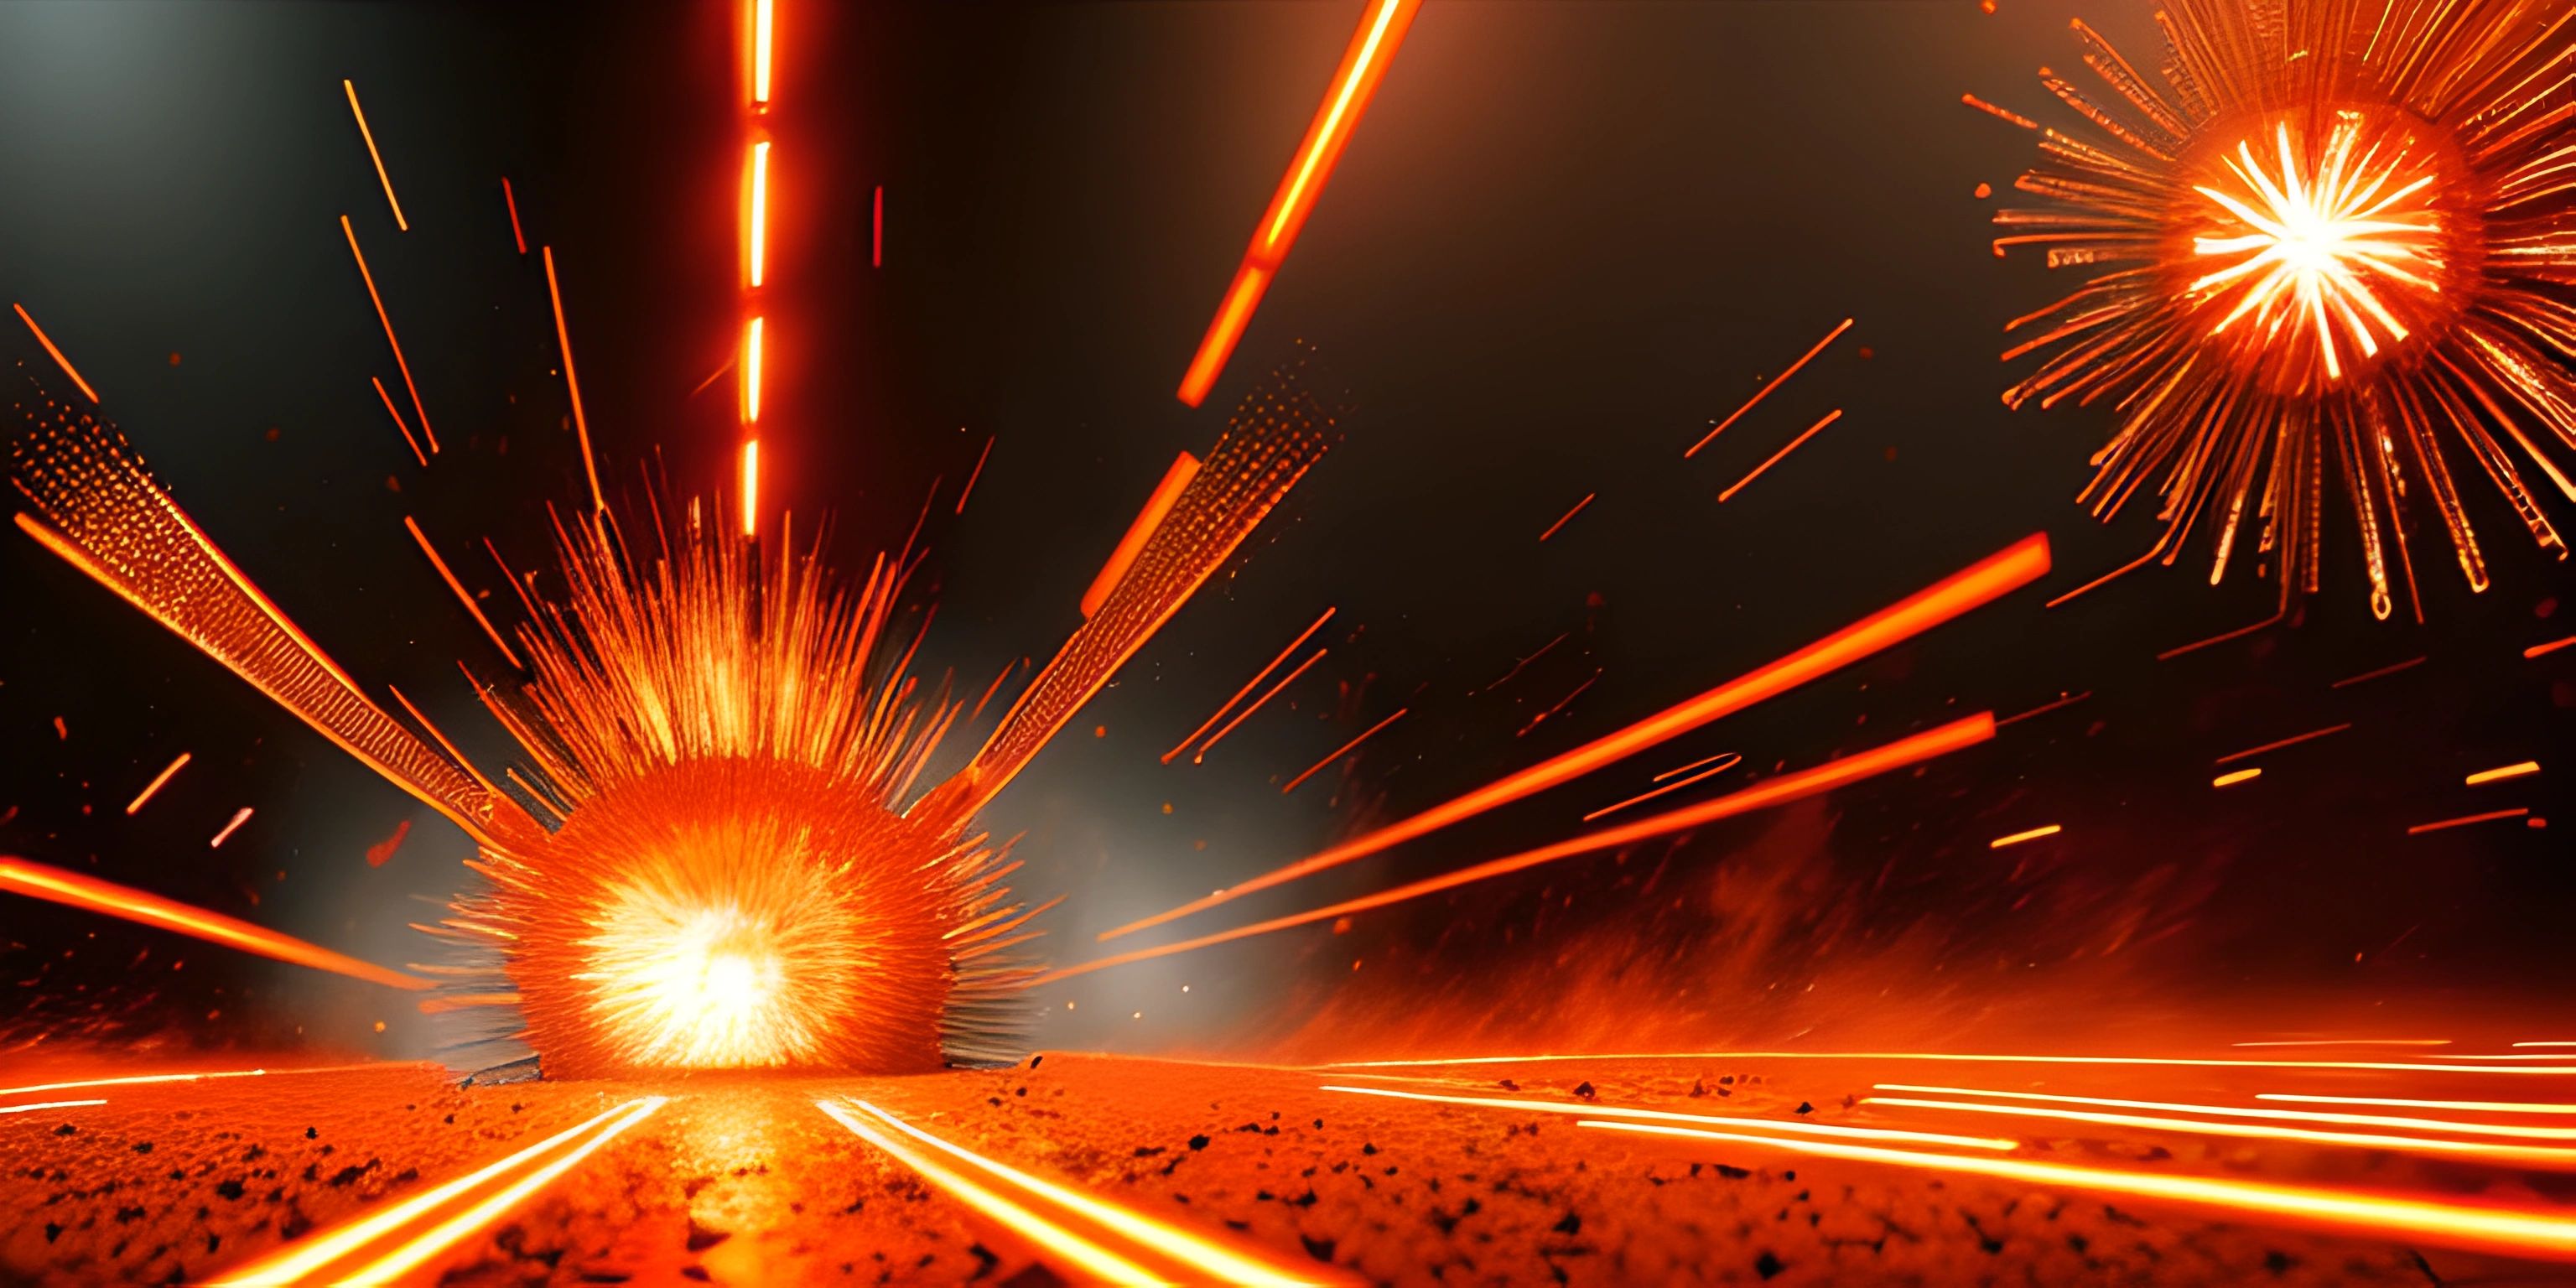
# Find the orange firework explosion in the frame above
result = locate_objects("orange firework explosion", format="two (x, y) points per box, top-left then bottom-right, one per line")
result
(9, 356), (1336, 1078)
(1994, 0), (2576, 618)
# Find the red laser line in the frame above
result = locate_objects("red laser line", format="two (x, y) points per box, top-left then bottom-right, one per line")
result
(1281, 706), (1408, 795)
(340, 216), (435, 457)
(1517, 668), (1601, 737)
(2331, 656), (2425, 688)
(403, 517), (524, 670)
(1718, 408), (1844, 501)
(540, 247), (605, 512)
(956, 435), (995, 516)
(1195, 647), (1327, 763)
(1539, 492), (1595, 542)
(2216, 722), (2350, 765)
(1995, 689), (2091, 727)
(2409, 808), (2529, 835)
(0, 855), (427, 990)
(2527, 634), (2576, 659)
(1166, 607), (1338, 764)
(1100, 533), (2049, 942)
(1961, 92), (2040, 129)
(501, 177), (527, 255)
(372, 376), (429, 464)
(11, 304), (100, 404)
(1685, 319), (1852, 458)
(124, 752), (191, 816)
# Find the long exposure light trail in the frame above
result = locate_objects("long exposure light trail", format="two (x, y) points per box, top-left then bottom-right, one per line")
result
(1717, 408), (1843, 503)
(2467, 761), (2541, 785)
(2262, 1093), (2576, 1114)
(540, 246), (605, 512)
(2216, 721), (2351, 765)
(0, 854), (429, 991)
(828, 1098), (1329, 1285)
(0, 1100), (102, 1116)
(123, 751), (190, 815)
(340, 216), (433, 453)
(2212, 767), (2262, 787)
(403, 517), (525, 670)
(1539, 491), (1594, 541)
(0, 1064), (396, 1101)
(1322, 1052), (2576, 1075)
(1166, 605), (1336, 763)
(371, 375), (429, 464)
(11, 302), (100, 404)
(1876, 1083), (2576, 1140)
(1685, 317), (1852, 458)
(1581, 753), (1741, 822)
(1583, 1119), (2576, 1261)
(501, 177), (527, 255)
(1102, 532), (2050, 941)
(2231, 1038), (2449, 1047)
(209, 806), (253, 848)
(210, 1096), (666, 1285)
(1987, 823), (2061, 849)
(1083, 451), (1202, 618)
(1322, 1083), (2017, 1150)
(1864, 1094), (2576, 1167)
(2411, 808), (2529, 834)
(1281, 705), (1407, 794)
(1176, 0), (1420, 406)
(341, 80), (407, 231)
(1034, 714), (1995, 984)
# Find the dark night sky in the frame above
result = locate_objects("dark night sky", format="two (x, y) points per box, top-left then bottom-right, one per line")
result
(1, 2), (2569, 1066)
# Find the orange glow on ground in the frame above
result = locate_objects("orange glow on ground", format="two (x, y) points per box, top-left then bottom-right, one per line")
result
(1323, 1051), (2576, 1076)
(1102, 533), (2049, 942)
(11, 302), (101, 403)
(1988, 823), (2062, 849)
(0, 854), (428, 991)
(1079, 450), (1201, 618)
(1864, 1093), (2576, 1167)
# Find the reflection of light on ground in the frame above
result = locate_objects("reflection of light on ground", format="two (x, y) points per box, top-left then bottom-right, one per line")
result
(659, 1086), (799, 1283)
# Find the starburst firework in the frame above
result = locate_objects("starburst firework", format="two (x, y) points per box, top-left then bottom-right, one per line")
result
(1994, 0), (2576, 617)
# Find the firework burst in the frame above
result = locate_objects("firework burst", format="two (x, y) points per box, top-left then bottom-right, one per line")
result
(1993, 0), (2576, 618)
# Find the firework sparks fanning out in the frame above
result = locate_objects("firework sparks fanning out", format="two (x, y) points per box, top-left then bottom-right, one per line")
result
(1993, 0), (2576, 617)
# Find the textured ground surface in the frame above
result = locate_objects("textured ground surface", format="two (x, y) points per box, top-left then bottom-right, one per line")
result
(0, 1053), (2561, 1285)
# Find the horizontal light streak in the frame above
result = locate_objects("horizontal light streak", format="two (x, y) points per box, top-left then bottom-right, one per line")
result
(0, 854), (428, 991)
(0, 1099), (103, 1115)
(2231, 1038), (2447, 1047)
(2466, 761), (2540, 786)
(125, 752), (191, 815)
(747, 141), (770, 288)
(1322, 1083), (2014, 1150)
(2261, 1093), (2576, 1115)
(1320, 1051), (2576, 1075)
(12, 302), (100, 403)
(2212, 766), (2262, 787)
(1864, 1095), (2576, 1166)
(1988, 823), (2060, 849)
(1875, 1083), (2576, 1140)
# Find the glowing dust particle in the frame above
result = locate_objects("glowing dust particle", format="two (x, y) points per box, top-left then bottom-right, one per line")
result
(51, 717), (65, 740)
(1094, 724), (1107, 738)
(1974, 182), (1992, 199)
(372, 1021), (386, 1033)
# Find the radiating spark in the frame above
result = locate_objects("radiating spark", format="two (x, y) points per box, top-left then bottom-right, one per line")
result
(1176, 0), (1420, 406)
(2231, 1038), (2446, 1047)
(1081, 451), (1201, 618)
(0, 1065), (420, 1101)
(1582, 1119), (2576, 1261)
(1994, 3), (2576, 616)
(1582, 753), (1740, 822)
(371, 375), (428, 464)
(1987, 823), (2060, 849)
(1717, 408), (1844, 502)
(1033, 714), (1994, 984)
(1993, 689), (2091, 727)
(1281, 706), (1408, 795)
(501, 177), (527, 256)
(973, 657), (1026, 722)
(0, 854), (428, 990)
(2212, 766), (2262, 787)
(403, 517), (524, 670)
(1539, 492), (1594, 541)
(124, 751), (191, 815)
(1865, 1093), (2576, 1166)
(829, 1098), (1328, 1286)
(2155, 608), (2283, 661)
(747, 142), (771, 288)
(740, 439), (761, 538)
(1959, 92), (2038, 130)
(540, 246), (604, 512)
(750, 0), (774, 106)
(210, 1097), (666, 1285)
(12, 303), (100, 404)
(1326, 1051), (2576, 1075)
(0, 1100), (103, 1116)
(2467, 761), (2540, 786)
(956, 434), (995, 516)
(209, 807), (253, 849)
(1881, 1083), (2576, 1142)
(1195, 647), (1327, 763)
(341, 80), (408, 231)
(1653, 750), (1737, 782)
(2262, 1093), (2576, 1113)
(1480, 631), (1566, 693)
(340, 216), (434, 457)
(1514, 667), (1599, 737)
(2530, 634), (2576, 659)
(2331, 655), (2424, 688)
(1101, 533), (2050, 941)
(2410, 808), (2529, 834)
(1322, 1083), (2016, 1151)
(2216, 722), (2350, 765)
(1685, 319), (1852, 459)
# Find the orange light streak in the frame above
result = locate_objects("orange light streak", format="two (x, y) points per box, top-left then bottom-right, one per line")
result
(540, 246), (605, 512)
(751, 0), (774, 106)
(501, 177), (527, 255)
(1539, 492), (1594, 541)
(2332, 655), (2424, 687)
(1176, 0), (1420, 406)
(1281, 706), (1408, 795)
(872, 184), (884, 267)
(1192, 647), (1326, 763)
(1103, 533), (2049, 941)
(1882, 1084), (2576, 1141)
(1, 1069), (271, 1100)
(1080, 450), (1202, 618)
(1581, 753), (1741, 822)
(2213, 766), (2262, 787)
(2262, 1093), (2576, 1114)
(2216, 721), (2350, 764)
(1865, 1093), (2576, 1166)
(1327, 1051), (2576, 1076)
(956, 434), (995, 515)
(1987, 823), (2061, 849)
(209, 807), (253, 849)
(1036, 714), (1992, 984)
(1960, 92), (2040, 130)
(1718, 408), (1844, 502)
(1322, 1083), (2016, 1151)
(740, 439), (761, 538)
(1685, 319), (1852, 459)
(827, 1098), (1327, 1285)
(0, 854), (428, 990)
(403, 517), (524, 670)
(342, 80), (408, 231)
(0, 1100), (102, 1116)
(371, 375), (429, 464)
(1654, 750), (1737, 782)
(1165, 605), (1336, 764)
(2232, 1038), (2447, 1046)
(12, 303), (100, 403)
(2410, 808), (2529, 834)
(210, 1097), (666, 1285)
(2529, 634), (2576, 659)
(124, 752), (190, 815)
(747, 141), (770, 288)
(1584, 1119), (2576, 1262)
(340, 216), (434, 456)
(2467, 761), (2541, 785)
